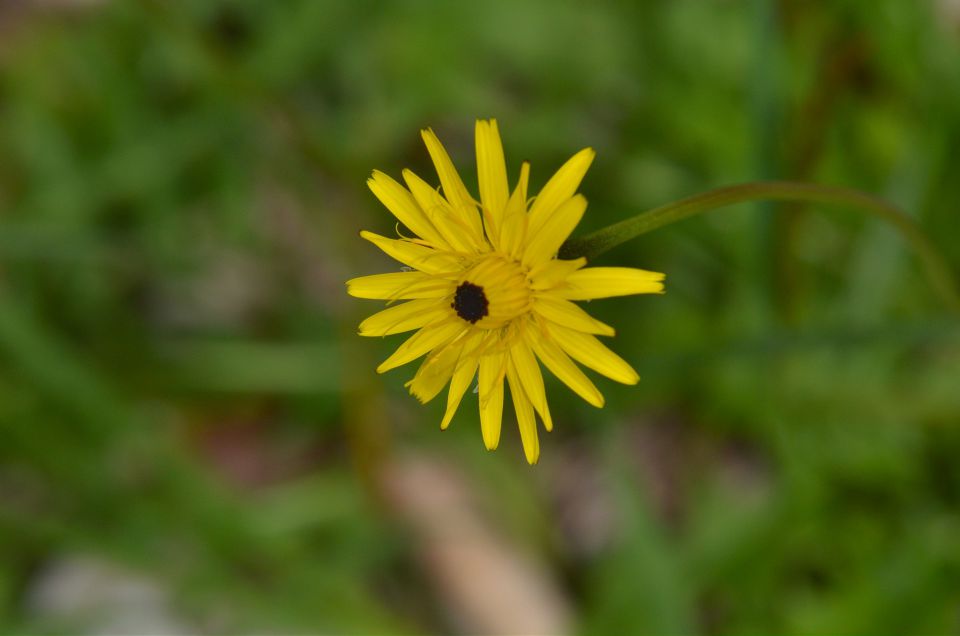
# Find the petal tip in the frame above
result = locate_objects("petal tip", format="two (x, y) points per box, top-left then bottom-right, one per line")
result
(357, 325), (379, 337)
(406, 381), (434, 405)
(440, 405), (457, 430)
(520, 437), (540, 465)
(345, 278), (372, 299)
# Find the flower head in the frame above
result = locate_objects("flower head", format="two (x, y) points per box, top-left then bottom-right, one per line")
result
(347, 120), (664, 464)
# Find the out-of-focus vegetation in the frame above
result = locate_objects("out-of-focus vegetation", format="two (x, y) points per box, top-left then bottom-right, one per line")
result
(1, 0), (959, 633)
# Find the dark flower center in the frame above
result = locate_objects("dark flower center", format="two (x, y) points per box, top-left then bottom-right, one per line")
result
(452, 282), (489, 323)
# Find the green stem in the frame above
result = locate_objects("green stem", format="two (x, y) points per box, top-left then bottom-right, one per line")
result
(559, 181), (960, 315)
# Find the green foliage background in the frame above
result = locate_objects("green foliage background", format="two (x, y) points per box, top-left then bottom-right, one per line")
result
(1, 0), (959, 633)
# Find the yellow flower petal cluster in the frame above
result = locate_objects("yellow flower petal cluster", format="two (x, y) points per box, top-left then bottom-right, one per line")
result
(348, 120), (664, 464)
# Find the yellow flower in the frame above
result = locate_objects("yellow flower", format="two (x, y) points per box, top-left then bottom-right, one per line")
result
(347, 119), (664, 464)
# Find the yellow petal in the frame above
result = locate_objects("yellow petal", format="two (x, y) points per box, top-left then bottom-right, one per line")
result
(377, 320), (466, 374)
(547, 324), (639, 385)
(368, 171), (449, 249)
(475, 119), (509, 242)
(506, 359), (540, 465)
(500, 161), (530, 258)
(527, 148), (595, 237)
(346, 272), (453, 300)
(402, 169), (477, 252)
(358, 299), (448, 337)
(420, 127), (484, 239)
(555, 267), (665, 300)
(509, 336), (552, 432)
(529, 325), (604, 407)
(532, 296), (615, 336)
(406, 340), (464, 404)
(440, 352), (480, 430)
(478, 352), (506, 450)
(360, 231), (463, 275)
(528, 257), (586, 291)
(523, 194), (587, 266)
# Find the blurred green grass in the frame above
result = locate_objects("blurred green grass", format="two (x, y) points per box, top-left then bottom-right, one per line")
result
(1, 0), (959, 633)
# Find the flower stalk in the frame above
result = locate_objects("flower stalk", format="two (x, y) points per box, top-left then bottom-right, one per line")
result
(560, 181), (960, 315)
